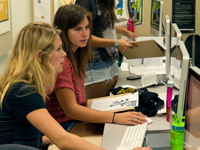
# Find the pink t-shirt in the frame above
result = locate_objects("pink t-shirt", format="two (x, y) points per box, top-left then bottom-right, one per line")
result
(46, 57), (86, 124)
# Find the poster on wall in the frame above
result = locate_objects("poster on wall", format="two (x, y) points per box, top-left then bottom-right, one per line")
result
(115, 0), (143, 27)
(34, 0), (51, 24)
(0, 0), (10, 34)
(172, 0), (195, 33)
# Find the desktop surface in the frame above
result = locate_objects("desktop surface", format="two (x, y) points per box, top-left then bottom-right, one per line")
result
(101, 69), (179, 150)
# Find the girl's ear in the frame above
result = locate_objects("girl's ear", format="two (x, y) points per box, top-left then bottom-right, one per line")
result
(36, 50), (42, 62)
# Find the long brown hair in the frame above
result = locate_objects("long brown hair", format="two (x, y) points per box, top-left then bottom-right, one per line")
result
(99, 0), (118, 28)
(53, 4), (92, 81)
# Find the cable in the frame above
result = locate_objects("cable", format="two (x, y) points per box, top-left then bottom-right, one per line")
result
(144, 136), (150, 147)
(189, 58), (195, 67)
(152, 115), (166, 123)
(158, 80), (167, 87)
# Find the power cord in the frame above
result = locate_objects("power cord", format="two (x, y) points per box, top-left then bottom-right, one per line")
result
(144, 136), (150, 147)
(190, 58), (195, 67)
(158, 80), (167, 87)
(153, 115), (166, 123)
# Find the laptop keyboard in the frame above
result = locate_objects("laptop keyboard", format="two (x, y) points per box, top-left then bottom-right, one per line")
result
(119, 122), (148, 149)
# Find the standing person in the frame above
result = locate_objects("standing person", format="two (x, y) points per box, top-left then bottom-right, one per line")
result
(0, 22), (110, 150)
(75, 0), (138, 100)
(44, 4), (149, 150)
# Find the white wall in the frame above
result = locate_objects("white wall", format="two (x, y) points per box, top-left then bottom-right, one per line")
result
(0, 0), (32, 75)
(0, 0), (61, 75)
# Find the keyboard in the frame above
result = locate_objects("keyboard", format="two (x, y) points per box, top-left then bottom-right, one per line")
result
(118, 122), (148, 149)
(157, 92), (175, 114)
(141, 72), (158, 88)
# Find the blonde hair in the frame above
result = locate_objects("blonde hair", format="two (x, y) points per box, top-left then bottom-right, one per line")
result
(0, 22), (61, 107)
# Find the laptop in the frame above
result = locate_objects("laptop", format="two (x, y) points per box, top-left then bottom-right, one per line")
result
(101, 123), (170, 150)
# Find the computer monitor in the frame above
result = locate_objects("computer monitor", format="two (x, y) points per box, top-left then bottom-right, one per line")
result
(170, 23), (182, 89)
(170, 40), (189, 119)
(150, 0), (163, 37)
(184, 66), (200, 148)
(171, 23), (182, 42)
(115, 0), (143, 27)
(164, 15), (171, 78)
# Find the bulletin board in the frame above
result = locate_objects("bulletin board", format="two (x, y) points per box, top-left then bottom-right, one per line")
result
(0, 0), (12, 57)
(0, 0), (8, 22)
(118, 0), (200, 42)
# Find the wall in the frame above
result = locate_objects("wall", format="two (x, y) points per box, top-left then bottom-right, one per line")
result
(0, 0), (32, 75)
(0, 0), (61, 75)
(118, 0), (200, 42)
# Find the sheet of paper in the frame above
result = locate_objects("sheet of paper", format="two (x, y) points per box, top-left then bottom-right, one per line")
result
(34, 0), (51, 24)
(129, 66), (165, 75)
(120, 62), (129, 71)
(91, 92), (139, 111)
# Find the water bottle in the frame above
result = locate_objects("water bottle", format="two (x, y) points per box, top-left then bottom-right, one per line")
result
(127, 18), (134, 32)
(170, 116), (185, 150)
(166, 75), (174, 122)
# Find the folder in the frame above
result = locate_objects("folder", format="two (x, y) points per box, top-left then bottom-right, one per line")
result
(121, 39), (166, 59)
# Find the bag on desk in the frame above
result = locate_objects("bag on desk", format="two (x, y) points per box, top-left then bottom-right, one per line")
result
(136, 88), (164, 117)
(171, 95), (181, 114)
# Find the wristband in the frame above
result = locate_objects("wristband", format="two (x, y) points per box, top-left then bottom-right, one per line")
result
(112, 112), (116, 123)
(114, 39), (119, 48)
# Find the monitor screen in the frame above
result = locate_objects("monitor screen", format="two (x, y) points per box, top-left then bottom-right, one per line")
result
(184, 66), (200, 149)
(115, 0), (143, 27)
(150, 0), (163, 37)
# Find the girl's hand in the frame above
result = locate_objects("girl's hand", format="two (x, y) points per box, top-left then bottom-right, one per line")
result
(114, 111), (147, 125)
(116, 39), (138, 53)
(124, 30), (139, 41)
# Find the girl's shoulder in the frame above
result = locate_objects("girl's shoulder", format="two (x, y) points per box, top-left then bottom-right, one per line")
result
(63, 57), (73, 68)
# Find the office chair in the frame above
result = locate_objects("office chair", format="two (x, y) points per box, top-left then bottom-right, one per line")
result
(185, 34), (200, 68)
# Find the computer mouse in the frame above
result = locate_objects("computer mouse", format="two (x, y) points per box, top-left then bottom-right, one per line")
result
(146, 118), (153, 124)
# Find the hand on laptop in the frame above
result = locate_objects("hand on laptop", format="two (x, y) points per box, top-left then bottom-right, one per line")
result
(114, 111), (147, 125)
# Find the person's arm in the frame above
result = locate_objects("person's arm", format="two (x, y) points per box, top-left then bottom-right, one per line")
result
(26, 108), (105, 150)
(55, 88), (147, 125)
(115, 26), (138, 41)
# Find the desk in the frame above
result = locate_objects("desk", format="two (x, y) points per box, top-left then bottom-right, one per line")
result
(48, 69), (178, 150)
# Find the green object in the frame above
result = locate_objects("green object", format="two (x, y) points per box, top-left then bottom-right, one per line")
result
(117, 9), (123, 15)
(131, 2), (136, 8)
(173, 113), (177, 121)
(170, 116), (185, 150)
